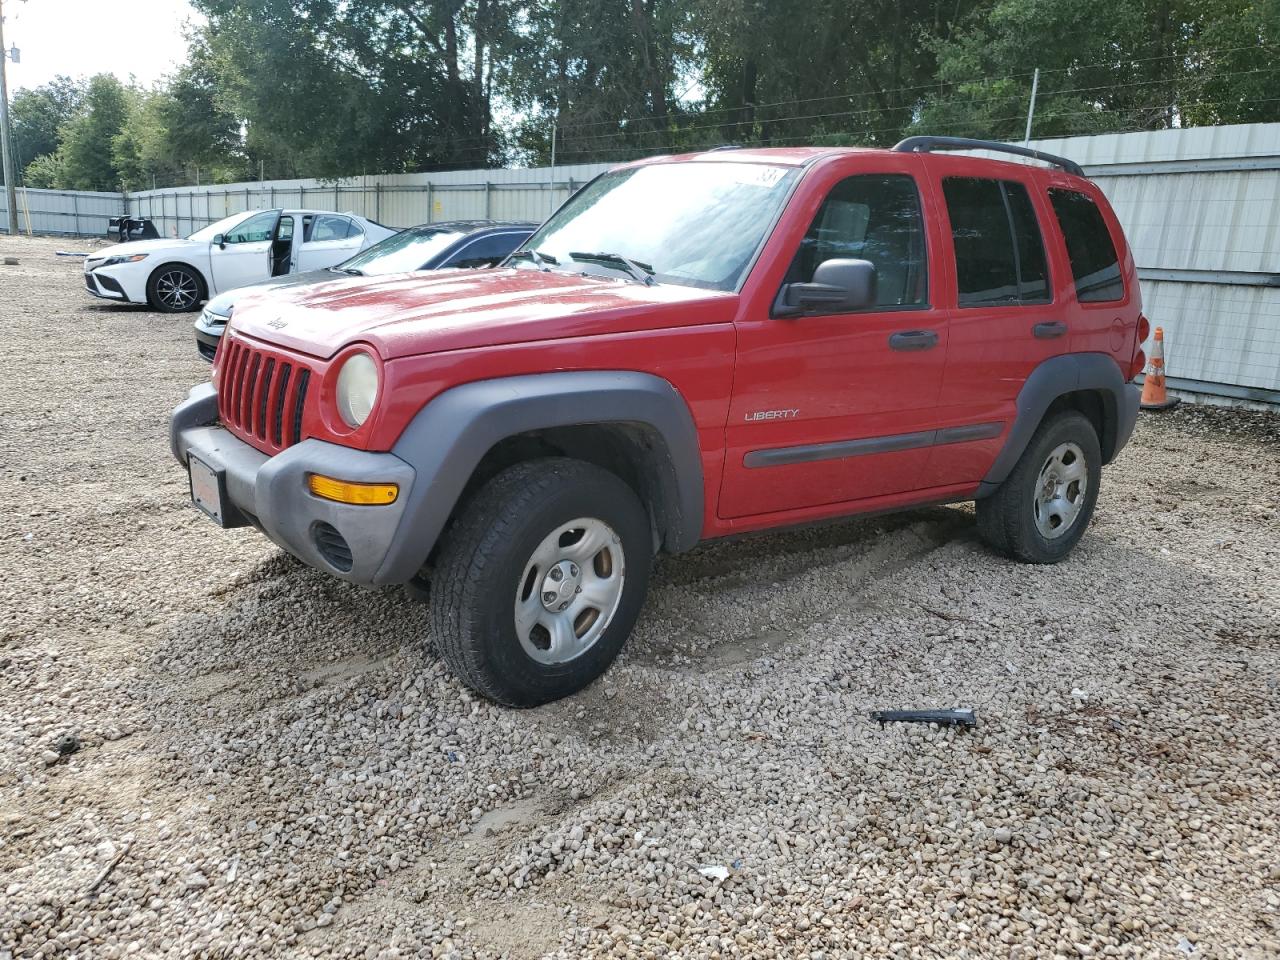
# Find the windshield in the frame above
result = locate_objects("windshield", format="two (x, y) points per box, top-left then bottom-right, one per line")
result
(339, 226), (464, 275)
(187, 211), (259, 243)
(520, 161), (800, 291)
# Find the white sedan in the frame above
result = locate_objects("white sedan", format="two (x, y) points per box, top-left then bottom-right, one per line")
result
(83, 209), (398, 313)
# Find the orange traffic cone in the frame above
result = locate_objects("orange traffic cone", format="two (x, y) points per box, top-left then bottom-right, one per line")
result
(1140, 326), (1180, 411)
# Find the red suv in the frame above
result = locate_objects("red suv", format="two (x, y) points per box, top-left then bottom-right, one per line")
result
(171, 137), (1144, 706)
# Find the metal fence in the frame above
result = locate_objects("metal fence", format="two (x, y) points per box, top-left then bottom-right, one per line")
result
(0, 186), (124, 237)
(3, 124), (1277, 404)
(125, 163), (614, 238)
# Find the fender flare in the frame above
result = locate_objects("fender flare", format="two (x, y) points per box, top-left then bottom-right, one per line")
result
(978, 353), (1140, 496)
(375, 370), (704, 585)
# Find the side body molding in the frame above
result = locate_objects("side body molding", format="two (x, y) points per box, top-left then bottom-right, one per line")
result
(978, 352), (1141, 497)
(377, 370), (704, 585)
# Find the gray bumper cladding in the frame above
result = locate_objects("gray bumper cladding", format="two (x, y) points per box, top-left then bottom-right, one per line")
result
(170, 383), (416, 585)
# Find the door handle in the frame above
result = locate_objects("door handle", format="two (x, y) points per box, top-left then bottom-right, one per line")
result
(1033, 320), (1068, 339)
(888, 330), (939, 352)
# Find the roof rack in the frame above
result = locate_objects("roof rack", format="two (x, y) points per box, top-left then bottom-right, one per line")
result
(892, 136), (1085, 178)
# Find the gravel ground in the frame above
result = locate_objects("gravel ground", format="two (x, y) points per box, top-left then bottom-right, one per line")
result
(2, 233), (1278, 960)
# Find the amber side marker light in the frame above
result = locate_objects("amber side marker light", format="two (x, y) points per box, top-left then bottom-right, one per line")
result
(307, 474), (399, 505)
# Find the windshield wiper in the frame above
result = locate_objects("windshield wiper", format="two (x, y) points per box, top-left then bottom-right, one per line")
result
(338, 267), (364, 276)
(508, 248), (559, 269)
(568, 251), (656, 285)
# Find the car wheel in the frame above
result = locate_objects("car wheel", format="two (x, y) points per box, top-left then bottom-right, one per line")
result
(431, 457), (652, 707)
(147, 264), (204, 312)
(976, 410), (1101, 564)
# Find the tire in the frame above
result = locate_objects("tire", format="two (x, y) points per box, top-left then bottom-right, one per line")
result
(146, 263), (204, 313)
(976, 410), (1101, 564)
(431, 458), (653, 707)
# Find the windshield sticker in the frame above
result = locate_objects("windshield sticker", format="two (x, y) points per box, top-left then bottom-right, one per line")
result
(726, 165), (788, 188)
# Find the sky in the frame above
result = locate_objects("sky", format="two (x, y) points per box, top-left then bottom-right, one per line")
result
(4, 0), (202, 93)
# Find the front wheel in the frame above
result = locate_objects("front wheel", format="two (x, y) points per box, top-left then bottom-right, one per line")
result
(976, 411), (1102, 563)
(431, 458), (653, 707)
(147, 263), (203, 313)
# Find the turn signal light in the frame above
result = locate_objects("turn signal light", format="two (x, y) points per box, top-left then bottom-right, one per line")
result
(307, 474), (399, 505)
(1137, 314), (1151, 343)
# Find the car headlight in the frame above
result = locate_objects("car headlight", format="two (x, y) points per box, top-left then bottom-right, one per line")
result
(97, 253), (149, 269)
(335, 352), (379, 429)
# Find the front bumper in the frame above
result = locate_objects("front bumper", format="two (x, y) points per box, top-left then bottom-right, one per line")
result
(83, 262), (147, 304)
(170, 383), (417, 585)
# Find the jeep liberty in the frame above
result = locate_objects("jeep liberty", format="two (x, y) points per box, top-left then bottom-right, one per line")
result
(171, 137), (1145, 706)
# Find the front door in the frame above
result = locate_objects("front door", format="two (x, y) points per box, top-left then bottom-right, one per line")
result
(209, 210), (279, 294)
(719, 162), (949, 519)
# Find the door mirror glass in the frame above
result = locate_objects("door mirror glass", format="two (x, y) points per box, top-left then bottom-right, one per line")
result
(212, 233), (225, 248)
(776, 258), (877, 316)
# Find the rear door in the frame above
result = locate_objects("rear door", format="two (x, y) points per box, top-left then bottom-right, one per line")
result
(208, 210), (280, 294)
(297, 215), (365, 272)
(919, 164), (1067, 487)
(719, 156), (949, 519)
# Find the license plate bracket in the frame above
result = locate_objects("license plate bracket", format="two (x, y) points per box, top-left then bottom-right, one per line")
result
(188, 453), (231, 527)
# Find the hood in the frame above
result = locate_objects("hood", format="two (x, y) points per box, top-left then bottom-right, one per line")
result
(229, 268), (738, 360)
(205, 269), (338, 315)
(90, 237), (198, 261)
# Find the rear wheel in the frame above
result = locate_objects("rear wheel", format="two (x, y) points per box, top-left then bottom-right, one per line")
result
(147, 263), (203, 312)
(431, 458), (652, 706)
(976, 411), (1101, 563)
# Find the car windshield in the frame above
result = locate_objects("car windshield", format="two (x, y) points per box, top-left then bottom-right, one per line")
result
(520, 161), (800, 291)
(338, 226), (465, 275)
(187, 211), (258, 243)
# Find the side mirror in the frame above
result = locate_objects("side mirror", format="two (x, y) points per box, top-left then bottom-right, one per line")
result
(774, 258), (877, 317)
(213, 234), (226, 249)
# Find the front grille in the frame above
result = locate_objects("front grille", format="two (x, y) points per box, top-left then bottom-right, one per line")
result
(217, 339), (312, 454)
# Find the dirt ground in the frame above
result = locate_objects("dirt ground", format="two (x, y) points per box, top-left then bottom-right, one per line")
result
(1, 234), (1278, 960)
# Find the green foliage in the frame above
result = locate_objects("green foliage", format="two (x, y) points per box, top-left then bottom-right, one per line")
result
(6, 0), (1278, 187)
(53, 74), (133, 191)
(916, 0), (1280, 139)
(9, 77), (85, 173)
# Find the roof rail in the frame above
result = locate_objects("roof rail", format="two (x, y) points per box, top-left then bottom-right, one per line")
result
(892, 136), (1085, 178)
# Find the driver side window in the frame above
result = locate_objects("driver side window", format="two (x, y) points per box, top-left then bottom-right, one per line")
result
(223, 211), (279, 244)
(789, 174), (928, 308)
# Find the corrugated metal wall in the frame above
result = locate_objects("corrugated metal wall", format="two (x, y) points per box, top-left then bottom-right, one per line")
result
(122, 163), (614, 238)
(4, 124), (1277, 401)
(0, 187), (124, 237)
(1027, 124), (1280, 402)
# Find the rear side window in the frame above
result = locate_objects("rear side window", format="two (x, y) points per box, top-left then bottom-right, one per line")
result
(791, 173), (928, 308)
(1049, 188), (1123, 302)
(943, 177), (1051, 306)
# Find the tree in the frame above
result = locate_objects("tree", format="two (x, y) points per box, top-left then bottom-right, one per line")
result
(192, 0), (521, 175)
(917, 0), (1280, 140)
(55, 74), (133, 190)
(8, 77), (86, 175)
(502, 0), (697, 164)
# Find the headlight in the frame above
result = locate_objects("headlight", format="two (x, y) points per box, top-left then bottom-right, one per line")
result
(97, 253), (149, 269)
(335, 352), (379, 428)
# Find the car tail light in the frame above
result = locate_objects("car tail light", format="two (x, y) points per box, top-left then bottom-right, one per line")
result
(1128, 314), (1150, 381)
(1130, 348), (1146, 382)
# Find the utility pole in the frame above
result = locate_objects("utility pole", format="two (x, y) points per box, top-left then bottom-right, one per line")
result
(0, 0), (20, 236)
(1023, 68), (1041, 147)
(547, 120), (557, 216)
